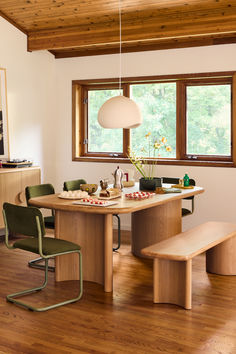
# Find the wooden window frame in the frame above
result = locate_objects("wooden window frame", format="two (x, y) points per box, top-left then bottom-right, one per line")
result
(80, 83), (130, 159)
(72, 71), (236, 167)
(178, 77), (233, 163)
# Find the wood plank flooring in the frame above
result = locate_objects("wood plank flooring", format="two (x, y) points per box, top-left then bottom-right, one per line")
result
(0, 230), (235, 353)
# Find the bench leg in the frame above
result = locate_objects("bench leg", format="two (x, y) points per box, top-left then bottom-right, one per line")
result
(206, 235), (236, 275)
(153, 258), (192, 309)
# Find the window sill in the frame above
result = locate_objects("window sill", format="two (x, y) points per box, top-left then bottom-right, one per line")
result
(73, 156), (235, 167)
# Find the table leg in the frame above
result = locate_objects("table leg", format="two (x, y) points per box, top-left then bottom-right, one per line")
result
(104, 214), (113, 292)
(132, 199), (182, 258)
(54, 210), (105, 286)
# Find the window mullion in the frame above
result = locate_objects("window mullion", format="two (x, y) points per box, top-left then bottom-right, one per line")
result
(123, 83), (131, 156)
(232, 74), (236, 166)
(176, 81), (186, 160)
(82, 87), (88, 155)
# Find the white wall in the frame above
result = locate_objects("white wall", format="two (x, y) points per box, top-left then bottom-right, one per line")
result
(0, 17), (56, 182)
(1, 15), (236, 231)
(54, 45), (236, 230)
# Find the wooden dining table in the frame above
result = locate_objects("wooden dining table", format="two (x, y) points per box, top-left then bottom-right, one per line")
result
(29, 184), (204, 293)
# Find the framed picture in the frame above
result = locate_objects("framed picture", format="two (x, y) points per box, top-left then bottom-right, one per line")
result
(0, 68), (9, 159)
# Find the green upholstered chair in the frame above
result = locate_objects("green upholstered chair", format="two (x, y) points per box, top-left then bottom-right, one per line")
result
(63, 179), (87, 192)
(2, 202), (83, 312)
(63, 179), (121, 251)
(162, 177), (196, 217)
(25, 183), (55, 271)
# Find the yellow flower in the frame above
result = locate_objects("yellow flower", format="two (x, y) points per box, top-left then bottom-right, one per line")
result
(145, 132), (151, 138)
(161, 137), (167, 144)
(154, 142), (161, 149)
(166, 146), (172, 152)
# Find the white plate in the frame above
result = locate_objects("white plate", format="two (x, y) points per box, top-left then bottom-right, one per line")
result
(58, 195), (84, 200)
(73, 200), (118, 207)
(98, 195), (121, 200)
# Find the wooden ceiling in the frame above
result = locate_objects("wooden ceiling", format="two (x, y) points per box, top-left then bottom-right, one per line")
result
(0, 0), (236, 58)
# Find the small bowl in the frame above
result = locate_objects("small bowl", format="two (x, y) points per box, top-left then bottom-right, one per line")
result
(80, 183), (98, 195)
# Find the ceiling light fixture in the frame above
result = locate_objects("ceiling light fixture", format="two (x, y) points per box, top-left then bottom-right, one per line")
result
(98, 0), (142, 129)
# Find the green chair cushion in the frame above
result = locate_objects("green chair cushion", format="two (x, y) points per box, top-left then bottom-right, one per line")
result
(44, 216), (55, 229)
(25, 184), (55, 230)
(63, 179), (87, 192)
(25, 184), (55, 203)
(3, 203), (45, 237)
(13, 237), (81, 255)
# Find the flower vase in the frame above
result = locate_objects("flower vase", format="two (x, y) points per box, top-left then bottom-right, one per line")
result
(139, 177), (162, 191)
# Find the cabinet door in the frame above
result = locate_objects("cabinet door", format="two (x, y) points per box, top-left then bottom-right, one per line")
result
(0, 172), (22, 228)
(0, 168), (41, 228)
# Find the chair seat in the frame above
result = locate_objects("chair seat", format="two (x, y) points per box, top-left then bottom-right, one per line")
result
(182, 208), (192, 217)
(44, 216), (55, 229)
(13, 237), (81, 255)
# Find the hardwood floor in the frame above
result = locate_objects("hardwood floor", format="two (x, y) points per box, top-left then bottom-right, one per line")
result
(0, 230), (235, 353)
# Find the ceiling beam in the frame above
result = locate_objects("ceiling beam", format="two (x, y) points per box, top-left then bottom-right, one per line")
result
(50, 33), (236, 59)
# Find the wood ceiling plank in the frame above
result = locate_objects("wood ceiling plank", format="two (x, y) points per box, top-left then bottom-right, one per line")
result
(1, 0), (236, 56)
(0, 9), (27, 33)
(27, 6), (236, 51)
(1, 0), (235, 31)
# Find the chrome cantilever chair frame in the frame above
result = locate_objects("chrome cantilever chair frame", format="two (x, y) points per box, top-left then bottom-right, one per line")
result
(113, 214), (121, 251)
(3, 204), (83, 312)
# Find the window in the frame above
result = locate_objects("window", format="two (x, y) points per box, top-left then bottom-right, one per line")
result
(186, 84), (231, 157)
(87, 89), (123, 153)
(130, 83), (176, 158)
(72, 72), (235, 167)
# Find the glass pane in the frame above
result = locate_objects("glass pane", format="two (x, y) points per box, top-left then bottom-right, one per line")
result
(88, 90), (123, 153)
(187, 85), (231, 156)
(130, 83), (176, 158)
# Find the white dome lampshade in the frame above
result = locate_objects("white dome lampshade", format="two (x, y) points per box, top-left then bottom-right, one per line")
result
(98, 95), (142, 129)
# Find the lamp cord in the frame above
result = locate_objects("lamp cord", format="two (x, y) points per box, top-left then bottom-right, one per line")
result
(119, 0), (122, 93)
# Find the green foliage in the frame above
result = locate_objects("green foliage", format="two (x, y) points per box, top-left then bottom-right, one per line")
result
(187, 85), (231, 156)
(130, 83), (176, 158)
(88, 89), (123, 153)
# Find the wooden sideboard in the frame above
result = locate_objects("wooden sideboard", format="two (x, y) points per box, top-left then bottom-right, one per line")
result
(0, 166), (41, 228)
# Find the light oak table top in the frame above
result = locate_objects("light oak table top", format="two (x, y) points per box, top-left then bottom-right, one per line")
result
(29, 184), (204, 215)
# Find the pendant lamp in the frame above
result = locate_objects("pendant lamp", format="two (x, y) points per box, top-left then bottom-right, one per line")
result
(98, 0), (142, 129)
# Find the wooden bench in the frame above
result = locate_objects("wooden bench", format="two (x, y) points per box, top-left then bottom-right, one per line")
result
(141, 222), (236, 309)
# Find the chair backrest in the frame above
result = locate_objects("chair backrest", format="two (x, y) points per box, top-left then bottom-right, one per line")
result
(162, 177), (180, 185)
(162, 177), (195, 186)
(63, 179), (87, 191)
(3, 203), (45, 237)
(25, 184), (55, 206)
